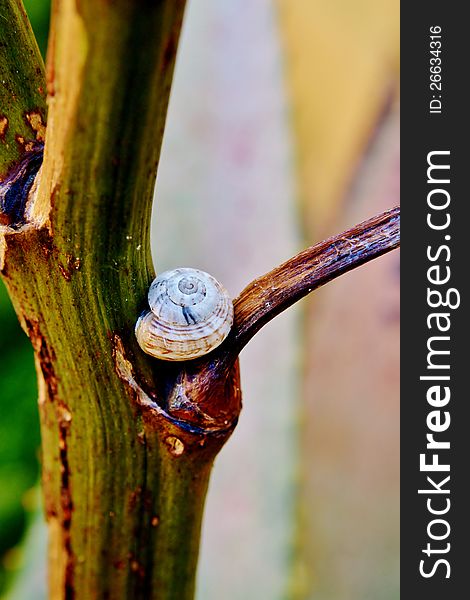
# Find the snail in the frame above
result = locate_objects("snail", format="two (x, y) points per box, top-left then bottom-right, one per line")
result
(135, 267), (234, 361)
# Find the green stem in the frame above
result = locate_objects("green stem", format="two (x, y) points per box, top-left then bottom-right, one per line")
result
(1, 1), (241, 598)
(0, 0), (46, 180)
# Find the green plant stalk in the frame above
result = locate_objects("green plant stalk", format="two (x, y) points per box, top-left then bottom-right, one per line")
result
(0, 0), (46, 179)
(1, 1), (242, 598)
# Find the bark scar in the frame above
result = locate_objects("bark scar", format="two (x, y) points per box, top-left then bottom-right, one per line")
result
(24, 317), (58, 400)
(0, 144), (44, 229)
(0, 115), (8, 141)
(23, 317), (75, 597)
(58, 401), (75, 600)
(112, 335), (234, 436)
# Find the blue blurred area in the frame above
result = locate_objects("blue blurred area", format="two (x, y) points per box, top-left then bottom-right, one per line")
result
(0, 1), (50, 594)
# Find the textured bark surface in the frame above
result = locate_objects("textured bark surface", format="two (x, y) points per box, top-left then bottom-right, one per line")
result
(232, 207), (400, 353)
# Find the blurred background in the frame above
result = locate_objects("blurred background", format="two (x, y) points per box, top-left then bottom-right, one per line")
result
(0, 1), (399, 599)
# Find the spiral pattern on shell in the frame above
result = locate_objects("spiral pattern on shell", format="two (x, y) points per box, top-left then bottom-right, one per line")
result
(135, 268), (234, 361)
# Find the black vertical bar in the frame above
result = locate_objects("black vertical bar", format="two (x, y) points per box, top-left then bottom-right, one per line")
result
(401, 3), (469, 598)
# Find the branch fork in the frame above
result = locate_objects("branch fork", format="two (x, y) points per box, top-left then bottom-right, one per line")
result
(0, 1), (400, 597)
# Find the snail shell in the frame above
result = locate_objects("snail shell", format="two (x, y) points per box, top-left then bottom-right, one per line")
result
(135, 268), (234, 361)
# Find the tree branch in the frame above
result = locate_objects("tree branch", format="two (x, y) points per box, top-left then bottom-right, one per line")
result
(161, 207), (399, 431)
(232, 206), (400, 352)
